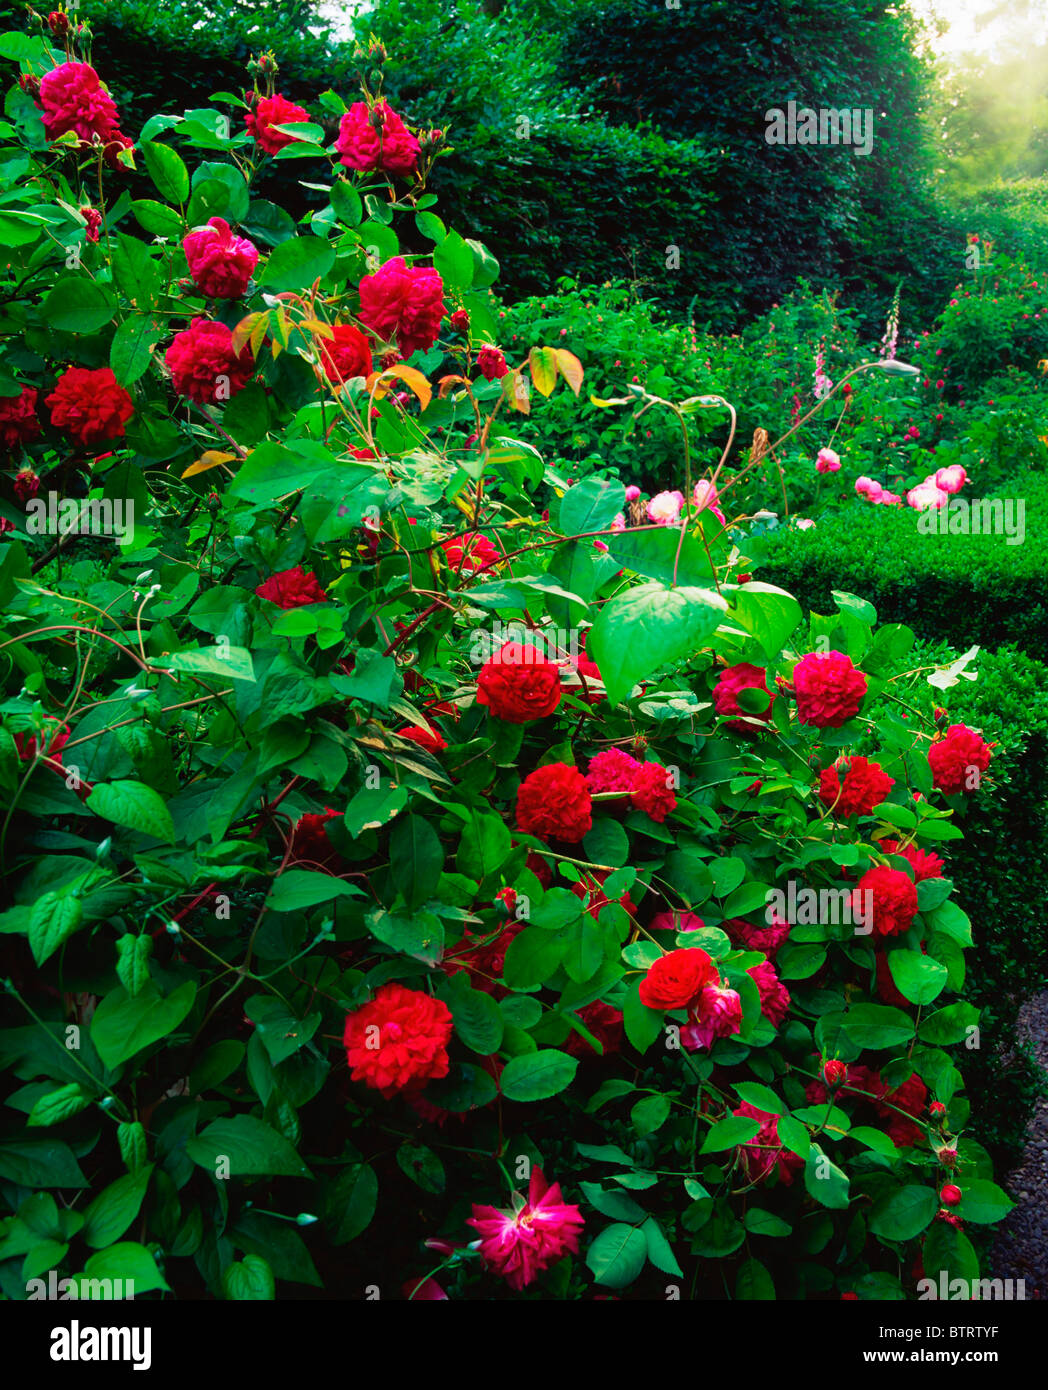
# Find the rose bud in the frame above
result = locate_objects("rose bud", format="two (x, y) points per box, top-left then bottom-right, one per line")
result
(940, 1184), (962, 1206)
(823, 1059), (847, 1088)
(937, 1145), (958, 1168)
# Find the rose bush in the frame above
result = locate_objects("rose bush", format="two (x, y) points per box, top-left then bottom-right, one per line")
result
(0, 24), (1014, 1302)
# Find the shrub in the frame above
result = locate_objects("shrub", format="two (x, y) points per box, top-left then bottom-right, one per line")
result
(0, 20), (1015, 1304)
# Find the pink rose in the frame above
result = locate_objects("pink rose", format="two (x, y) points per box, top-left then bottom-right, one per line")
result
(182, 218), (259, 299)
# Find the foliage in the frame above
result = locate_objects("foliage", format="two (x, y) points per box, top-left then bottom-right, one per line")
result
(0, 20), (1017, 1303)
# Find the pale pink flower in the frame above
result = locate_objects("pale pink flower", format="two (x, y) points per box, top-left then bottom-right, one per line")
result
(624, 484), (641, 502)
(467, 1168), (584, 1291)
(610, 512), (626, 532)
(907, 481), (949, 511)
(795, 517), (816, 530)
(815, 447), (841, 473)
(647, 489), (685, 524)
(874, 490), (904, 506)
(855, 475), (883, 500)
(935, 464), (967, 494)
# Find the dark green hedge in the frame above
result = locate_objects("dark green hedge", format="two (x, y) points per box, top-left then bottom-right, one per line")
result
(753, 476), (1048, 651)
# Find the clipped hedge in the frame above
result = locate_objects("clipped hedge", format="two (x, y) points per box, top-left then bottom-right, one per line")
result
(753, 475), (1048, 652)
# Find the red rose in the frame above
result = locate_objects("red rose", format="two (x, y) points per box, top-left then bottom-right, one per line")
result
(0, 385), (40, 451)
(638, 947), (718, 1010)
(396, 725), (447, 754)
(879, 839), (944, 881)
(289, 808), (341, 867)
(477, 642), (562, 723)
(343, 983), (453, 1096)
(37, 62), (133, 166)
(682, 982), (743, 1050)
(79, 205), (102, 243)
(564, 1000), (624, 1058)
(585, 748), (641, 793)
(818, 755), (894, 817)
(336, 100), (420, 177)
(182, 217), (258, 299)
(255, 566), (327, 609)
(722, 915), (791, 961)
(166, 318), (254, 404)
(318, 323), (374, 383)
(852, 865), (918, 939)
(46, 367), (133, 448)
(713, 662), (776, 734)
(476, 345), (509, 381)
(15, 718), (70, 765)
(450, 309), (470, 334)
(359, 256), (445, 358)
(793, 650), (868, 728)
(928, 723), (994, 794)
(629, 762), (677, 822)
(442, 531), (500, 573)
(245, 92), (310, 154)
(748, 959), (790, 1027)
(14, 468), (39, 502)
(515, 763), (592, 842)
(823, 1059), (847, 1087)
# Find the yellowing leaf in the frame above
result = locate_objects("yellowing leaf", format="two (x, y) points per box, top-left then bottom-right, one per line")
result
(181, 450), (237, 479)
(505, 369), (531, 415)
(365, 364), (432, 412)
(232, 311), (266, 358)
(301, 318), (335, 339)
(529, 345), (558, 397)
(554, 348), (584, 396)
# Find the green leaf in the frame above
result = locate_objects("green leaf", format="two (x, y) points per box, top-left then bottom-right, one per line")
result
(82, 1167), (153, 1249)
(586, 1222), (648, 1288)
(557, 477), (626, 536)
(631, 1093), (671, 1135)
(804, 1144), (850, 1209)
(331, 180), (363, 227)
(365, 907), (444, 964)
(390, 814), (444, 911)
(503, 926), (567, 989)
(956, 1179), (1014, 1224)
(326, 1163), (377, 1243)
(110, 316), (161, 387)
(85, 780), (176, 842)
(26, 1083), (91, 1128)
(0, 1139), (87, 1188)
(743, 1208), (792, 1237)
(869, 1184), (938, 1240)
(396, 1142), (445, 1195)
(28, 890), (84, 966)
(42, 277), (116, 334)
(68, 1242), (170, 1297)
(499, 1049), (578, 1102)
(115, 933), (152, 997)
(842, 1003), (915, 1049)
(140, 140), (190, 203)
(642, 1216), (684, 1277)
(919, 1002), (980, 1045)
(268, 869), (360, 912)
(701, 1115), (761, 1153)
(132, 198), (184, 239)
(260, 235), (335, 292)
(622, 982), (665, 1054)
(163, 646), (256, 682)
(440, 976), (504, 1055)
(433, 229), (474, 291)
(187, 1115), (311, 1178)
(730, 582), (803, 659)
(243, 996), (321, 1066)
(887, 949), (948, 1005)
(734, 1082), (785, 1114)
(736, 1256), (776, 1299)
(457, 810), (511, 885)
(223, 1253), (275, 1300)
(90, 981), (197, 1070)
(608, 524), (715, 588)
(589, 583), (728, 706)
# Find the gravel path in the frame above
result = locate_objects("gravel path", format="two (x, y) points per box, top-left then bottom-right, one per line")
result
(990, 991), (1048, 1296)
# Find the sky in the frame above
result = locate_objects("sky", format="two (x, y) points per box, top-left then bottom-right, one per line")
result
(910, 0), (1048, 62)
